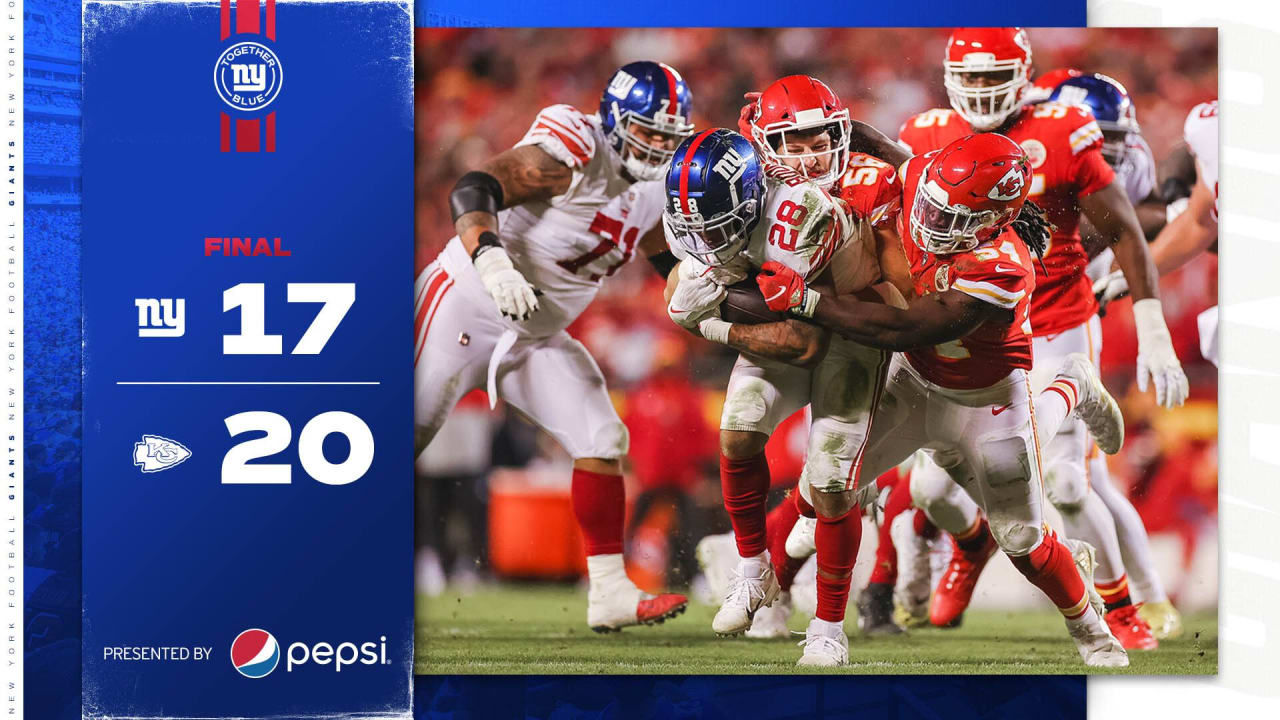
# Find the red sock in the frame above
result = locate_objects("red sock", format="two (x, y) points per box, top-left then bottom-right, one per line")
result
(913, 509), (938, 540)
(570, 468), (626, 556)
(794, 489), (816, 518)
(720, 452), (772, 558)
(869, 478), (914, 585)
(815, 508), (862, 623)
(765, 493), (805, 591)
(1096, 574), (1133, 612)
(954, 516), (992, 553)
(1008, 529), (1090, 619)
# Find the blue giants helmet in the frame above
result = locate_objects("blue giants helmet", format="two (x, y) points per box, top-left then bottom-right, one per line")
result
(663, 129), (766, 267)
(1048, 73), (1140, 166)
(599, 61), (695, 181)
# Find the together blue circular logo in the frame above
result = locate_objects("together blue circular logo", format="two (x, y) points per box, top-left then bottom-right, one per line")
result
(214, 42), (283, 111)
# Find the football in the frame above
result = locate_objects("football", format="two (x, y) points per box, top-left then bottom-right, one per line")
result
(721, 275), (788, 324)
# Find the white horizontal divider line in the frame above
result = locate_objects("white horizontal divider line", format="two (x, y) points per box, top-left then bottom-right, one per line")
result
(116, 381), (381, 386)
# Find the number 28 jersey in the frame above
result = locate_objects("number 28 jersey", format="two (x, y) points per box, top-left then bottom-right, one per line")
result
(438, 104), (665, 338)
(740, 157), (898, 294)
(897, 154), (1037, 390)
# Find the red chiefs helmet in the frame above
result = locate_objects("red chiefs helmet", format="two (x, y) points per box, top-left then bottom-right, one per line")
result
(910, 133), (1032, 254)
(943, 27), (1033, 131)
(745, 75), (851, 187)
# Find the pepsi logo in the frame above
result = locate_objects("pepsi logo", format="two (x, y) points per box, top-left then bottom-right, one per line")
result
(231, 628), (280, 678)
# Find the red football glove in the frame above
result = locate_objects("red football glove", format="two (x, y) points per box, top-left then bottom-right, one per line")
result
(756, 261), (820, 318)
(737, 91), (762, 138)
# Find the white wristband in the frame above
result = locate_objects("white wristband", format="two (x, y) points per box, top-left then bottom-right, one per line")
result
(698, 317), (732, 344)
(793, 288), (821, 319)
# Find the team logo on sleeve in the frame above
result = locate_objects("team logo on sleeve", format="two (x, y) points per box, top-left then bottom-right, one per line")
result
(215, 42), (283, 111)
(988, 166), (1027, 201)
(133, 435), (192, 473)
(231, 629), (280, 678)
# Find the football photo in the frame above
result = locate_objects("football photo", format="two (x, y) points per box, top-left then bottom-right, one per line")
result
(412, 26), (1219, 675)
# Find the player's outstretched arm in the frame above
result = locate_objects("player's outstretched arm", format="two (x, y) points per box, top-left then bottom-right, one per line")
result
(1149, 175), (1217, 276)
(846, 120), (912, 170)
(452, 145), (574, 254)
(639, 224), (680, 280)
(724, 320), (829, 368)
(756, 261), (999, 351)
(1081, 180), (1190, 408)
(874, 225), (915, 299)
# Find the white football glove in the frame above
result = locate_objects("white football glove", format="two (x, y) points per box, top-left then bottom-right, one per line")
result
(474, 246), (539, 321)
(667, 260), (727, 332)
(684, 254), (751, 286)
(1133, 298), (1190, 408)
(1091, 269), (1129, 314)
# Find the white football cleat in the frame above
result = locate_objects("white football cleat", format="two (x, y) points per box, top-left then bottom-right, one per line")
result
(586, 555), (687, 633)
(796, 618), (849, 667)
(695, 532), (738, 608)
(712, 554), (781, 636)
(1062, 353), (1125, 455)
(785, 515), (817, 559)
(1062, 538), (1128, 667)
(890, 511), (932, 627)
(746, 591), (793, 639)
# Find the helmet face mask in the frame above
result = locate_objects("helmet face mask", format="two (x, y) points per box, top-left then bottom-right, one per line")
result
(600, 61), (695, 182)
(911, 177), (999, 254)
(944, 28), (1033, 131)
(664, 196), (759, 266)
(748, 75), (851, 187)
(615, 103), (695, 181)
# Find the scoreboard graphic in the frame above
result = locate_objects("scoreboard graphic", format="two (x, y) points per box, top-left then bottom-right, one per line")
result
(79, 1), (413, 716)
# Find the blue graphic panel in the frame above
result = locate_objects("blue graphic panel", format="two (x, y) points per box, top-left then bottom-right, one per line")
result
(80, 2), (414, 716)
(414, 675), (1087, 719)
(415, 0), (1084, 28)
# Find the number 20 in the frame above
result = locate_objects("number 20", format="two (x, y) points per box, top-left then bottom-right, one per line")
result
(222, 411), (375, 486)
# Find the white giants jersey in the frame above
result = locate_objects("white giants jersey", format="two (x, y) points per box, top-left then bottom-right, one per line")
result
(1184, 100), (1219, 219)
(742, 165), (878, 294)
(439, 104), (665, 338)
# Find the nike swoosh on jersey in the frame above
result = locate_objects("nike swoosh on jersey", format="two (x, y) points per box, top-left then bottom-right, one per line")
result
(991, 404), (1011, 416)
(994, 265), (1017, 273)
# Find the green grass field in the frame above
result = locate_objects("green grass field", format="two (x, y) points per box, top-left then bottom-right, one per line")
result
(416, 583), (1217, 675)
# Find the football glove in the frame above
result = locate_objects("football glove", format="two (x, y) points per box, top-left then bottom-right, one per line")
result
(474, 245), (539, 321)
(757, 261), (820, 318)
(1133, 298), (1190, 408)
(667, 260), (727, 331)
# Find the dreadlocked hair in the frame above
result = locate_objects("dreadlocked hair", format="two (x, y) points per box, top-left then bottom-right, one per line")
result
(1010, 199), (1054, 272)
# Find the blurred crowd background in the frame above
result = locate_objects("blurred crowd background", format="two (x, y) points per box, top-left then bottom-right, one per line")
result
(415, 28), (1218, 608)
(25, 1), (84, 717)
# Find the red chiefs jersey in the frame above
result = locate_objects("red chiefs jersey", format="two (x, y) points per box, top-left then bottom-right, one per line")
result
(898, 104), (1115, 336)
(834, 152), (901, 228)
(897, 155), (1036, 390)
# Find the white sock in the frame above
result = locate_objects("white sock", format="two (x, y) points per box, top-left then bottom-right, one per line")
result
(1035, 375), (1080, 444)
(1089, 457), (1168, 603)
(587, 553), (626, 584)
(740, 552), (769, 570)
(809, 616), (845, 636)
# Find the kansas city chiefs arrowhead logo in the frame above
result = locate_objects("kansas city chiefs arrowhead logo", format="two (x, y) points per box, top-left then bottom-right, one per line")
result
(133, 435), (192, 473)
(988, 166), (1027, 202)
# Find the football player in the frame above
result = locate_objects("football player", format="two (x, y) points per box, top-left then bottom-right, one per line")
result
(694, 75), (908, 639)
(869, 28), (1186, 648)
(1038, 72), (1196, 640)
(661, 127), (905, 664)
(756, 133), (1130, 668)
(415, 61), (695, 632)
